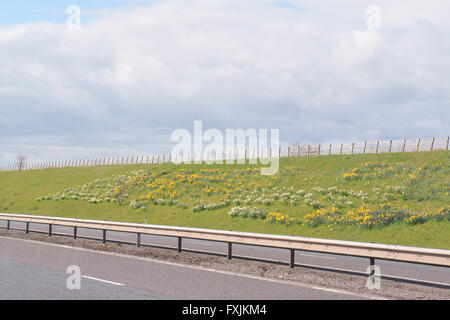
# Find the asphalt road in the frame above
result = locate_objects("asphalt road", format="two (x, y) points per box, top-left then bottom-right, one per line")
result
(0, 236), (371, 300)
(3, 220), (449, 287)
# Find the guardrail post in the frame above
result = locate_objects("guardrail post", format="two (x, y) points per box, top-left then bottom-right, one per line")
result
(73, 226), (77, 239)
(7, 220), (10, 230)
(369, 257), (375, 269)
(49, 224), (52, 236)
(228, 242), (232, 260)
(177, 237), (182, 252)
(290, 249), (295, 268)
(102, 230), (106, 244)
(137, 233), (141, 247)
(25, 222), (29, 234)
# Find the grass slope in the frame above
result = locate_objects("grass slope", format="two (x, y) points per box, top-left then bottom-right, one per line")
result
(0, 151), (448, 249)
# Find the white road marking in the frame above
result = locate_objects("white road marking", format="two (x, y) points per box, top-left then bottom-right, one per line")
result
(82, 275), (124, 286)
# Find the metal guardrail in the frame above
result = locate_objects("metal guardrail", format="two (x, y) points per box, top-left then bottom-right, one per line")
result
(0, 213), (449, 269)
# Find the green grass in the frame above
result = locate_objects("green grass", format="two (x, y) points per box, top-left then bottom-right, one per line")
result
(0, 150), (448, 249)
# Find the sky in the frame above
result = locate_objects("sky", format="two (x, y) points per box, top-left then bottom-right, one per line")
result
(0, 1), (154, 24)
(0, 0), (449, 164)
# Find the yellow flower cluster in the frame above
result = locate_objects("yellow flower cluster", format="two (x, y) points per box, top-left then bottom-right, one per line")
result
(342, 172), (358, 179)
(265, 212), (296, 225)
(129, 168), (263, 210)
(303, 205), (449, 228)
(341, 162), (428, 181)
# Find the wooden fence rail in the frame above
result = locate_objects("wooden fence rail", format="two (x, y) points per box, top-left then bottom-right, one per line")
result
(0, 136), (448, 172)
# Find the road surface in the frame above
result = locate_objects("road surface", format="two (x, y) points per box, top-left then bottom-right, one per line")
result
(2, 221), (448, 287)
(0, 236), (372, 299)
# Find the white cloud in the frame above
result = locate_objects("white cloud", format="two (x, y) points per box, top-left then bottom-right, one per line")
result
(0, 0), (449, 164)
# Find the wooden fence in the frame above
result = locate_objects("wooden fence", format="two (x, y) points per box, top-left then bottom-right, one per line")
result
(0, 136), (448, 172)
(283, 136), (449, 157)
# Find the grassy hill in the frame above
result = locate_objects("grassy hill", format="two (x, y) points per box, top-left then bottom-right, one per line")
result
(0, 150), (448, 249)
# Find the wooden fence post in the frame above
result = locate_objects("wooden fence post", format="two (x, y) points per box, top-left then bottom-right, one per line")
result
(402, 139), (406, 152)
(318, 144), (321, 156)
(376, 141), (379, 154)
(389, 140), (392, 153)
(363, 142), (367, 154)
(329, 144), (332, 155)
(430, 137), (435, 151)
(416, 138), (420, 152)
(351, 142), (354, 154)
